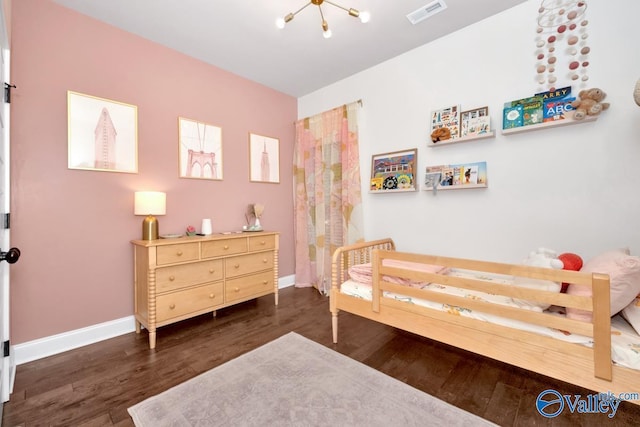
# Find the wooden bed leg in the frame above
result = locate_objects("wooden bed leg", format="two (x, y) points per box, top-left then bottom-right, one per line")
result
(332, 312), (338, 343)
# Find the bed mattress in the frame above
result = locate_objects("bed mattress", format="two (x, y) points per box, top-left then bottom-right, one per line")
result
(340, 267), (640, 371)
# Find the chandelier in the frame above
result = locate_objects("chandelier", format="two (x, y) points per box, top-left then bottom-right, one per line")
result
(276, 0), (370, 39)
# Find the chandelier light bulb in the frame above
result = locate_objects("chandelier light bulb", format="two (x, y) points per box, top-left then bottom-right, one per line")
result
(277, 1), (367, 38)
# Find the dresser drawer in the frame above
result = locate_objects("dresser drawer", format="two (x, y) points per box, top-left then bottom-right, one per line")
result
(225, 271), (274, 303)
(156, 282), (224, 322)
(225, 251), (274, 278)
(202, 238), (247, 258)
(156, 243), (199, 265)
(156, 260), (223, 293)
(248, 234), (276, 252)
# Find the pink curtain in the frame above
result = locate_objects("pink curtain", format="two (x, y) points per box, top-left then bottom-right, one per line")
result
(293, 102), (364, 294)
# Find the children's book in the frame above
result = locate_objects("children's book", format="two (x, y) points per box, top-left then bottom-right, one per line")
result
(463, 165), (478, 185)
(536, 86), (575, 122)
(460, 108), (490, 137)
(535, 86), (572, 101)
(431, 105), (460, 139)
(510, 96), (543, 126)
(425, 162), (487, 189)
(503, 104), (524, 129)
(542, 97), (576, 122)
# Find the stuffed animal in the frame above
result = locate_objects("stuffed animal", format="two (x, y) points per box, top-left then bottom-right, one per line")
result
(512, 248), (564, 312)
(557, 252), (583, 293)
(571, 88), (610, 120)
(634, 78), (640, 107)
(430, 127), (451, 143)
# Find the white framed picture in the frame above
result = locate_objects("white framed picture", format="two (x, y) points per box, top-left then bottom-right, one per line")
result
(67, 91), (138, 173)
(249, 133), (280, 183)
(178, 117), (223, 180)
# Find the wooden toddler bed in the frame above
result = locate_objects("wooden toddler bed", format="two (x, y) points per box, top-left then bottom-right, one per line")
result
(330, 238), (640, 404)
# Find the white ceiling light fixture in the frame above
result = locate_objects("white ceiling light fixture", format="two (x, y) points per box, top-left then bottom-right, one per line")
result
(276, 0), (370, 39)
(407, 0), (448, 25)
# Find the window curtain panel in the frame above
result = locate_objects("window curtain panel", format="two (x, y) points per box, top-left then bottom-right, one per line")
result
(293, 102), (364, 294)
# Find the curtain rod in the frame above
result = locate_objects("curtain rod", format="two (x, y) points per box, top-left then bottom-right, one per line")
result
(294, 99), (363, 124)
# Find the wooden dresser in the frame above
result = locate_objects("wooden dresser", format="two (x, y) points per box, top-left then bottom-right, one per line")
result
(131, 232), (279, 349)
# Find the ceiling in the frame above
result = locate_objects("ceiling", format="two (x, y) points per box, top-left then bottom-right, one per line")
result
(52, 0), (526, 98)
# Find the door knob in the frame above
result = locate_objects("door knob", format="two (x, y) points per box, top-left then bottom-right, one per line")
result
(0, 247), (20, 264)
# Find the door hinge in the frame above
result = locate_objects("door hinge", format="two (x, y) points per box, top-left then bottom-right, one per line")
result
(2, 213), (8, 229)
(3, 340), (9, 357)
(4, 83), (16, 103)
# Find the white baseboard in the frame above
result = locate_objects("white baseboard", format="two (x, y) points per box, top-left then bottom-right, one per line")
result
(14, 275), (297, 365)
(14, 316), (137, 365)
(278, 274), (295, 288)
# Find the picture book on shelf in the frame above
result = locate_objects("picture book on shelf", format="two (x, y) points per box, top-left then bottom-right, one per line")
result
(535, 86), (575, 122)
(425, 162), (487, 189)
(460, 107), (490, 137)
(510, 96), (543, 126)
(431, 105), (460, 139)
(503, 104), (524, 129)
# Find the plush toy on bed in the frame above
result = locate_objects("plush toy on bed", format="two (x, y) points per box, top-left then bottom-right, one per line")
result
(512, 248), (564, 311)
(558, 252), (583, 293)
(571, 88), (610, 120)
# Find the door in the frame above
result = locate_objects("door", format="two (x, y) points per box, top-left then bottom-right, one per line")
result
(0, 0), (17, 413)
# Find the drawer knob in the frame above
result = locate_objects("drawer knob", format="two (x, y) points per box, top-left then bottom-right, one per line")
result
(234, 287), (240, 293)
(262, 280), (268, 285)
(262, 258), (268, 263)
(209, 268), (215, 274)
(169, 303), (176, 310)
(209, 293), (215, 299)
(169, 276), (175, 281)
(260, 240), (266, 245)
(234, 264), (240, 269)
(224, 245), (229, 250)
(177, 250), (183, 256)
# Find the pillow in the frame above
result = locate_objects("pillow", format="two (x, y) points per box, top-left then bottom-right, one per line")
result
(621, 297), (640, 335)
(566, 249), (640, 321)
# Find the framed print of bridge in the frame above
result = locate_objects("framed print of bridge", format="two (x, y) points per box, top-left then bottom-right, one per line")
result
(178, 117), (223, 180)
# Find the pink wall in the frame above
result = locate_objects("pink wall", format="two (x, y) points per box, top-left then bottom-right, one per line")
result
(9, 0), (297, 344)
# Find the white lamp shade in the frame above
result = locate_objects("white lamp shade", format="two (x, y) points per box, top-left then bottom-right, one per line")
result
(134, 191), (166, 216)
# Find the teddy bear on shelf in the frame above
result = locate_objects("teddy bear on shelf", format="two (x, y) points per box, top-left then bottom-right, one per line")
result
(571, 88), (610, 120)
(430, 127), (451, 143)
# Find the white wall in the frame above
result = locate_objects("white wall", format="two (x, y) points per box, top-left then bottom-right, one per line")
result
(298, 0), (640, 264)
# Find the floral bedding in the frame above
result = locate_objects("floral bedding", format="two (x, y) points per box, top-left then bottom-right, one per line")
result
(340, 267), (640, 370)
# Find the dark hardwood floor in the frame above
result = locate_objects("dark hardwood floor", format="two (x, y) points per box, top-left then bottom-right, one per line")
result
(3, 286), (640, 426)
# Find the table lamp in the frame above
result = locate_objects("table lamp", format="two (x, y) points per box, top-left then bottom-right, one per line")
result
(134, 191), (166, 240)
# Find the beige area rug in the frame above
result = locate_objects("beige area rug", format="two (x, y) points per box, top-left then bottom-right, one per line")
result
(128, 332), (495, 426)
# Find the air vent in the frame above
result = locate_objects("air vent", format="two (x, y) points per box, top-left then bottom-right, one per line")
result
(406, 0), (448, 25)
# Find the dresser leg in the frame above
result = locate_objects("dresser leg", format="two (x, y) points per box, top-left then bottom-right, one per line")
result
(135, 320), (141, 334)
(212, 310), (217, 318)
(149, 331), (157, 349)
